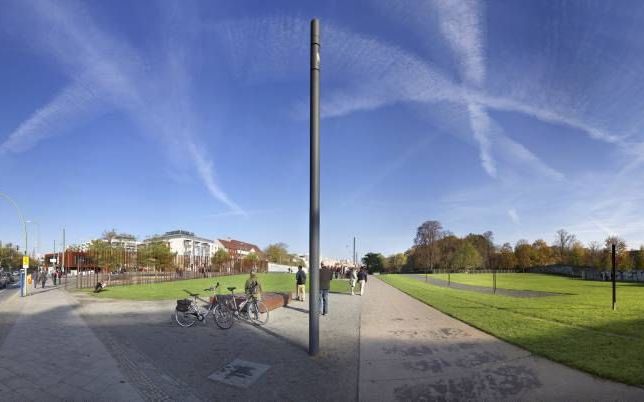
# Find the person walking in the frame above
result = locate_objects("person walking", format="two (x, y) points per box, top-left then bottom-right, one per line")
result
(319, 264), (333, 315)
(295, 265), (307, 302)
(41, 270), (47, 289)
(349, 268), (358, 295)
(357, 267), (368, 296)
(33, 269), (39, 289)
(52, 269), (57, 286)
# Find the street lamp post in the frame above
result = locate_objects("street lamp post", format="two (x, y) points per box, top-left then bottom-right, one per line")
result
(309, 18), (321, 356)
(0, 192), (28, 297)
(26, 220), (40, 260)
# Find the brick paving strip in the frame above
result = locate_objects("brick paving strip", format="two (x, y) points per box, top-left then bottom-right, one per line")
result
(358, 277), (644, 401)
(0, 288), (143, 401)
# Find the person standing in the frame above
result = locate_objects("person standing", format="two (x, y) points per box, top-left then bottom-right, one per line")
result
(357, 267), (368, 296)
(349, 268), (358, 295)
(319, 264), (333, 315)
(244, 271), (262, 300)
(295, 265), (307, 302)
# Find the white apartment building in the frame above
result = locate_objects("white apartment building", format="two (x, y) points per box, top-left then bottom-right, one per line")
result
(144, 230), (224, 271)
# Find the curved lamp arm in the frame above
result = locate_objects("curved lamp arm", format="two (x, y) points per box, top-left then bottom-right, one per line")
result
(0, 192), (28, 256)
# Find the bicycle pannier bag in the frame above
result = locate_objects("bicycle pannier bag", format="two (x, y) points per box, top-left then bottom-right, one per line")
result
(176, 299), (191, 312)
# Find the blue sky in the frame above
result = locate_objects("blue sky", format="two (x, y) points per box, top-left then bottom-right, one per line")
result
(2, 0), (644, 259)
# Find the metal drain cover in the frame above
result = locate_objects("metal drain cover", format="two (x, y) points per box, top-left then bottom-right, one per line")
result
(208, 358), (271, 388)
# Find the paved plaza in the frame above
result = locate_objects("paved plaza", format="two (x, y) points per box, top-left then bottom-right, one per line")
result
(0, 277), (643, 401)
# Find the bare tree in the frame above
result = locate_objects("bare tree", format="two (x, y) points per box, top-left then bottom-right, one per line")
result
(102, 229), (118, 243)
(414, 220), (443, 274)
(554, 229), (576, 264)
(587, 241), (603, 268)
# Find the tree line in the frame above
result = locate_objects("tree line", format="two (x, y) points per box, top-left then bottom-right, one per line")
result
(69, 230), (264, 273)
(363, 221), (644, 273)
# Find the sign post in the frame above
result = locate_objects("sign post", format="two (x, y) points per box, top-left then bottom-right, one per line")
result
(612, 244), (616, 310)
(21, 256), (29, 297)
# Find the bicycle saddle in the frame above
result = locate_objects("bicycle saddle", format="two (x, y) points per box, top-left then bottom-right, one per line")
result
(227, 286), (236, 292)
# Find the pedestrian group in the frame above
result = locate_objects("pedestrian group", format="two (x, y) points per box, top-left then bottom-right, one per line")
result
(293, 264), (369, 316)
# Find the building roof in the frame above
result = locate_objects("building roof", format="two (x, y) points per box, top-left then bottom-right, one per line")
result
(145, 230), (213, 244)
(218, 238), (262, 254)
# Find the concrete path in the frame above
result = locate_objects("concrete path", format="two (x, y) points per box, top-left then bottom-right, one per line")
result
(74, 287), (361, 401)
(359, 277), (644, 401)
(0, 288), (143, 401)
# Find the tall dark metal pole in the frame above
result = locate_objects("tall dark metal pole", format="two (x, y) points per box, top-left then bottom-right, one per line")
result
(309, 18), (321, 356)
(612, 244), (616, 310)
(353, 236), (356, 267)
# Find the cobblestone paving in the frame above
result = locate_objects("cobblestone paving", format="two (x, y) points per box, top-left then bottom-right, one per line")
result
(0, 289), (143, 401)
(75, 286), (361, 401)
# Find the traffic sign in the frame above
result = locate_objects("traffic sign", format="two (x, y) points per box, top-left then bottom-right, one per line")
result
(22, 256), (29, 269)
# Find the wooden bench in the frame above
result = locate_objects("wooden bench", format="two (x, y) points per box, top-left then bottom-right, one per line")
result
(210, 292), (289, 311)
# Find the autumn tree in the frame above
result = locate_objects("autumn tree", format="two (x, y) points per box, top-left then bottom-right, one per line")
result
(465, 231), (494, 269)
(211, 248), (230, 272)
(586, 241), (603, 269)
(264, 243), (289, 264)
(604, 236), (630, 269)
(87, 239), (122, 274)
(437, 233), (460, 270)
(554, 229), (576, 264)
(497, 243), (517, 270)
(514, 240), (534, 270)
(636, 246), (644, 270)
(137, 242), (176, 272)
(450, 241), (482, 270)
(530, 239), (552, 266)
(568, 241), (587, 266)
(385, 253), (407, 272)
(414, 220), (443, 273)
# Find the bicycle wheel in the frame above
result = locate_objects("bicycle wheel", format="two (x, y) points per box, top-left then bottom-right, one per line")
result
(248, 300), (269, 326)
(213, 303), (233, 329)
(175, 308), (197, 327)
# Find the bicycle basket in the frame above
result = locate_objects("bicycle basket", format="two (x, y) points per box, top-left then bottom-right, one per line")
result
(176, 299), (192, 312)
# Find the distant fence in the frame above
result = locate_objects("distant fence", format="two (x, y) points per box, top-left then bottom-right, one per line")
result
(403, 265), (644, 283)
(62, 262), (268, 290)
(531, 265), (644, 282)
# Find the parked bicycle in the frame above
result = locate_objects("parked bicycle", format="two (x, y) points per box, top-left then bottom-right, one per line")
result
(175, 282), (227, 327)
(213, 285), (269, 329)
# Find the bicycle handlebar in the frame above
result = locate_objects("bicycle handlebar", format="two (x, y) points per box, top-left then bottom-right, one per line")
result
(204, 282), (221, 292)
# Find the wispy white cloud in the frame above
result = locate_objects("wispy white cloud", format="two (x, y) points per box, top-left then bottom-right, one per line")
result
(467, 103), (496, 177)
(508, 208), (520, 224)
(0, 0), (242, 214)
(0, 79), (103, 153)
(433, 0), (485, 87)
(212, 13), (617, 183)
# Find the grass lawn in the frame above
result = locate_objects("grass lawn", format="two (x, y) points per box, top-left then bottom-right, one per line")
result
(83, 273), (351, 300)
(380, 273), (644, 385)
